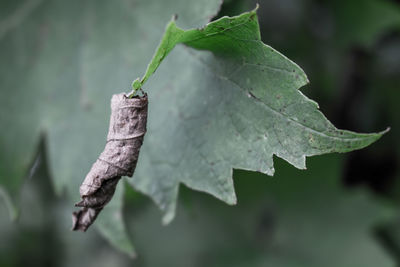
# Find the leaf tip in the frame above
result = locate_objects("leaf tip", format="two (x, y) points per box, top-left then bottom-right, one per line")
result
(371, 127), (391, 141)
(248, 4), (259, 20)
(371, 126), (391, 143)
(225, 192), (237, 206)
(127, 249), (138, 259)
(382, 126), (391, 135)
(162, 212), (175, 225)
(343, 127), (390, 152)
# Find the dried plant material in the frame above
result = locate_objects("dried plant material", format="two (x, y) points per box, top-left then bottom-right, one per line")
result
(72, 93), (148, 231)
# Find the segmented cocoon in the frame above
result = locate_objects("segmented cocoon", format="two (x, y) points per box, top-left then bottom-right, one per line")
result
(72, 93), (148, 231)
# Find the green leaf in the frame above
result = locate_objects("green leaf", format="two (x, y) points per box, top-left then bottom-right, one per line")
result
(0, 0), (388, 255)
(129, 7), (387, 223)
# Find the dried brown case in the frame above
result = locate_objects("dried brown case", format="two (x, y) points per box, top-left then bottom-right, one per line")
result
(72, 93), (148, 231)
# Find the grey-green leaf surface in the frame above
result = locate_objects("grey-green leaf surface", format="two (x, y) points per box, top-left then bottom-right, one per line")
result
(0, 0), (222, 255)
(0, 0), (387, 255)
(130, 8), (387, 223)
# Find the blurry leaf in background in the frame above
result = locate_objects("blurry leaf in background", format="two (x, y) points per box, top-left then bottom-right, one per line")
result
(1, 148), (394, 266)
(0, 145), (133, 267)
(376, 217), (400, 265)
(125, 155), (395, 267)
(0, 0), (222, 255)
(0, 138), (62, 267)
(330, 0), (400, 48)
(352, 27), (400, 260)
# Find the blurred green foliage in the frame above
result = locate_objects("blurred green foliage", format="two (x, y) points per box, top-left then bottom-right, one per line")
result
(1, 0), (400, 266)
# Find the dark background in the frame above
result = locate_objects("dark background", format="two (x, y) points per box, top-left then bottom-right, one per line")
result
(1, 0), (399, 266)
